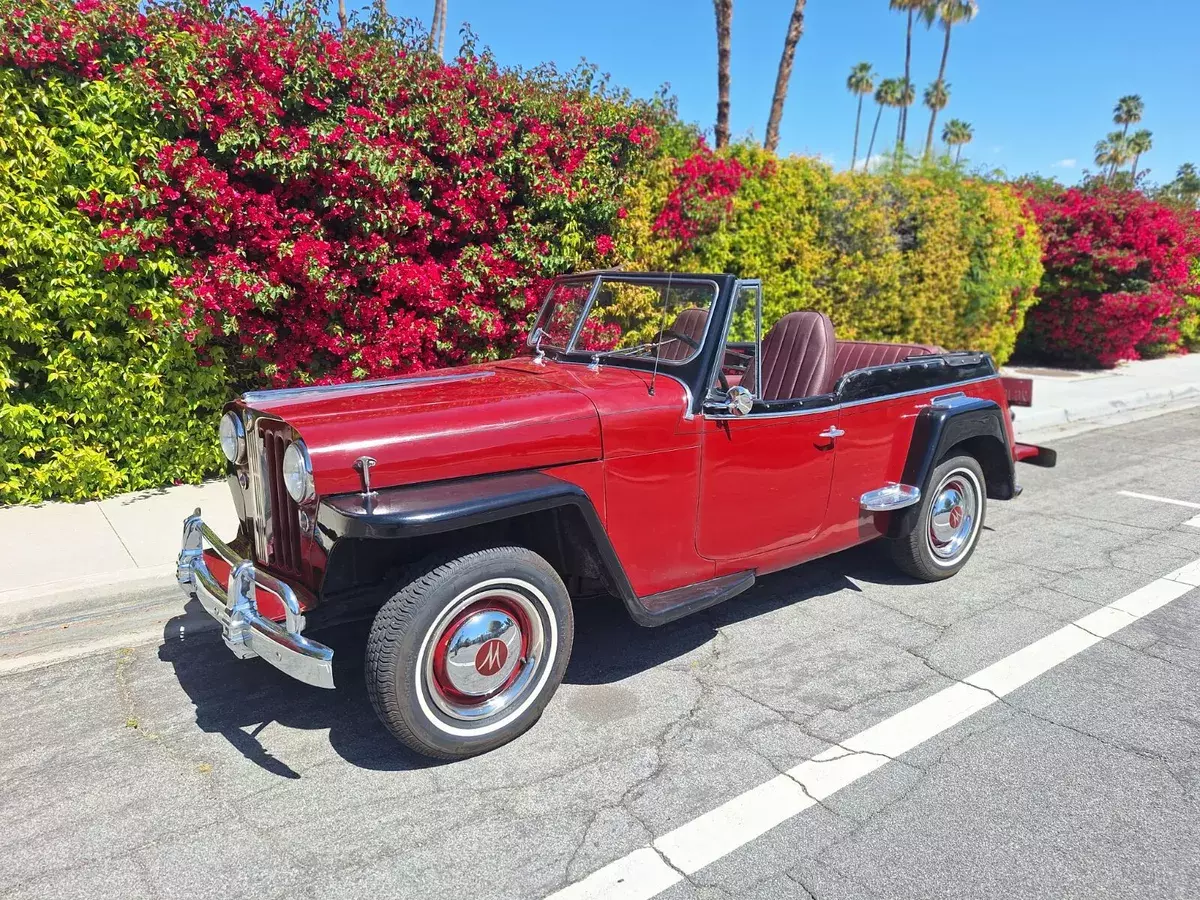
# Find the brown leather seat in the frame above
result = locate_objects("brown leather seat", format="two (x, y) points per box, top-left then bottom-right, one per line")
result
(827, 340), (945, 391)
(742, 311), (836, 401)
(659, 307), (709, 361)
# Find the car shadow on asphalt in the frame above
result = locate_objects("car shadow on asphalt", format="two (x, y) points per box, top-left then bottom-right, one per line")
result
(159, 541), (915, 775)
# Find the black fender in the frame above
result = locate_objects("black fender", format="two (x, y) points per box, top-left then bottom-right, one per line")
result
(887, 396), (1017, 539)
(315, 471), (655, 620)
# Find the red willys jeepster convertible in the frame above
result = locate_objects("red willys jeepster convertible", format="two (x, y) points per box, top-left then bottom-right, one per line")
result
(177, 272), (1055, 759)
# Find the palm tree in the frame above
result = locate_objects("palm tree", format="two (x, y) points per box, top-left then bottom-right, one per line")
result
(713, 0), (733, 148)
(338, 0), (348, 30)
(1095, 131), (1132, 182)
(942, 118), (973, 164)
(922, 0), (977, 153)
(1113, 94), (1144, 140)
(895, 78), (915, 153)
(890, 0), (934, 148)
(1170, 163), (1200, 208)
(847, 62), (875, 170)
(765, 0), (807, 152)
(1128, 129), (1152, 180)
(922, 80), (950, 157)
(866, 78), (902, 167)
(429, 0), (447, 56)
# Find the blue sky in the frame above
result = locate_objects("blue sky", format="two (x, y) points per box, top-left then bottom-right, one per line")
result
(368, 0), (1198, 184)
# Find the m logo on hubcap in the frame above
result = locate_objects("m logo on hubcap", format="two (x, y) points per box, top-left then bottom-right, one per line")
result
(475, 639), (509, 677)
(949, 506), (964, 529)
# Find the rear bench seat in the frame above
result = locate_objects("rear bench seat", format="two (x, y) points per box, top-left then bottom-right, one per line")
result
(825, 340), (945, 393)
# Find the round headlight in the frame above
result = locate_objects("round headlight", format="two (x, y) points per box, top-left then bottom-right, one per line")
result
(282, 440), (315, 504)
(219, 412), (245, 464)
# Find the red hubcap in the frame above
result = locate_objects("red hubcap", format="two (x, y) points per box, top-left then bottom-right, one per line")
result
(430, 596), (529, 706)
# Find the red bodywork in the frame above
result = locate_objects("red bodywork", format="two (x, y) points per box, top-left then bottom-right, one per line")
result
(227, 356), (1023, 616)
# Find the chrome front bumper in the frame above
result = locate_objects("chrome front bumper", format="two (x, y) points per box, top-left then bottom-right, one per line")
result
(176, 509), (334, 689)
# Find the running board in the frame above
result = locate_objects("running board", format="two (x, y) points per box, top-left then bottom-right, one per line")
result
(630, 571), (756, 627)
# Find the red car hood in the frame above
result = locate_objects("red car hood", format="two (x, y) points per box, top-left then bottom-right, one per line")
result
(245, 362), (607, 496)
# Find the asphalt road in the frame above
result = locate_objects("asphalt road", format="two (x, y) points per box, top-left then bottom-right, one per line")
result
(5, 409), (1200, 900)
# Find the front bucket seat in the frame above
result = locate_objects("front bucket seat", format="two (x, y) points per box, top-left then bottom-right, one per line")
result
(742, 310), (835, 401)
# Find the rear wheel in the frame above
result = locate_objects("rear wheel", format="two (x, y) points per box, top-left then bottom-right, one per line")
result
(365, 546), (573, 760)
(888, 454), (986, 581)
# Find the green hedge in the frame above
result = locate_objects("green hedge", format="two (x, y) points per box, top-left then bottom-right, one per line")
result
(0, 68), (228, 504)
(618, 149), (1044, 364)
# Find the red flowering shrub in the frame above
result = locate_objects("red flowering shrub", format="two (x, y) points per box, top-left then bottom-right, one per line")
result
(1019, 187), (1200, 367)
(5, 0), (662, 388)
(652, 144), (760, 244)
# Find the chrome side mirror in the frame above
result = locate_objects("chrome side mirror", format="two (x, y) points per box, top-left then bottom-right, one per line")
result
(724, 385), (754, 416)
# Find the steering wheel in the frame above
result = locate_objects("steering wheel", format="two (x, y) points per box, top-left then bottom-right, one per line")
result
(662, 329), (700, 351)
(662, 329), (732, 391)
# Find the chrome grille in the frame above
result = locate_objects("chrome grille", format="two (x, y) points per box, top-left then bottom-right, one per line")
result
(246, 416), (303, 575)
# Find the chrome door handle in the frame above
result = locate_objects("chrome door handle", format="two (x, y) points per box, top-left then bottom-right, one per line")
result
(819, 427), (845, 439)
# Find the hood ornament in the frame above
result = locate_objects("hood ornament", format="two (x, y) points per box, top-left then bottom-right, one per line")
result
(353, 456), (377, 501)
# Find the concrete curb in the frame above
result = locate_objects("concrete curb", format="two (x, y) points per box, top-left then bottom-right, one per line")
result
(1015, 382), (1200, 443)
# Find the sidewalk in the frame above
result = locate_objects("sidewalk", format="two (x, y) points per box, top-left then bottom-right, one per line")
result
(3, 353), (1200, 614)
(1005, 353), (1200, 441)
(0, 481), (236, 616)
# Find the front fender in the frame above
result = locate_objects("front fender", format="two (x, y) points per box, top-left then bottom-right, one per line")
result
(314, 470), (643, 616)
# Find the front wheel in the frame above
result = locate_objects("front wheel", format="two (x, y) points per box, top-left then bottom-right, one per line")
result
(365, 546), (574, 760)
(888, 454), (987, 581)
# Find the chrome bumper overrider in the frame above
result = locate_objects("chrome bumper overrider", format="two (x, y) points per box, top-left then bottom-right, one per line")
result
(176, 509), (334, 689)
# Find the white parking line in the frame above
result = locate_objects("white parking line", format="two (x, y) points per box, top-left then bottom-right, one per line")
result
(1117, 491), (1200, 529)
(1118, 490), (1200, 510)
(547, 561), (1200, 900)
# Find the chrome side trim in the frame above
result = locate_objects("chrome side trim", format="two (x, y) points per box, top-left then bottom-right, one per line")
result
(860, 483), (922, 512)
(841, 374), (997, 409)
(177, 509), (334, 689)
(703, 375), (1000, 421)
(242, 370), (494, 404)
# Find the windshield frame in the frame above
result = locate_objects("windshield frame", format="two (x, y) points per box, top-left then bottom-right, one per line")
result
(527, 273), (722, 367)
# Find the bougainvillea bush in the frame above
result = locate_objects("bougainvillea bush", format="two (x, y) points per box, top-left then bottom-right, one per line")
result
(1018, 186), (1200, 367)
(617, 147), (1044, 364)
(0, 0), (663, 501)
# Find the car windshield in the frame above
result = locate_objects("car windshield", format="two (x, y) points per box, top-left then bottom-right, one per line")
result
(530, 276), (718, 365)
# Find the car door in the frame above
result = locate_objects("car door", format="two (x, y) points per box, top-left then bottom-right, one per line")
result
(694, 280), (840, 560)
(695, 409), (840, 560)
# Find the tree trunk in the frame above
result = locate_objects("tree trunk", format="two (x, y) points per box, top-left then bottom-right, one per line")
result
(924, 23), (951, 157)
(1131, 154), (1141, 181)
(713, 0), (733, 149)
(851, 94), (864, 170)
(439, 0), (448, 56)
(337, 0), (347, 30)
(764, 0), (806, 153)
(865, 104), (883, 167)
(434, 0), (448, 55)
(955, 144), (962, 165)
(899, 9), (913, 145)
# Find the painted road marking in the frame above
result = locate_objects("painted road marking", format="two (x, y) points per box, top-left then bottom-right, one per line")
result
(546, 560), (1200, 900)
(1118, 490), (1200, 510)
(1117, 491), (1200, 529)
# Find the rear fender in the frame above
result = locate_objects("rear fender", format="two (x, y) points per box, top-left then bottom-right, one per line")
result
(886, 397), (1016, 539)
